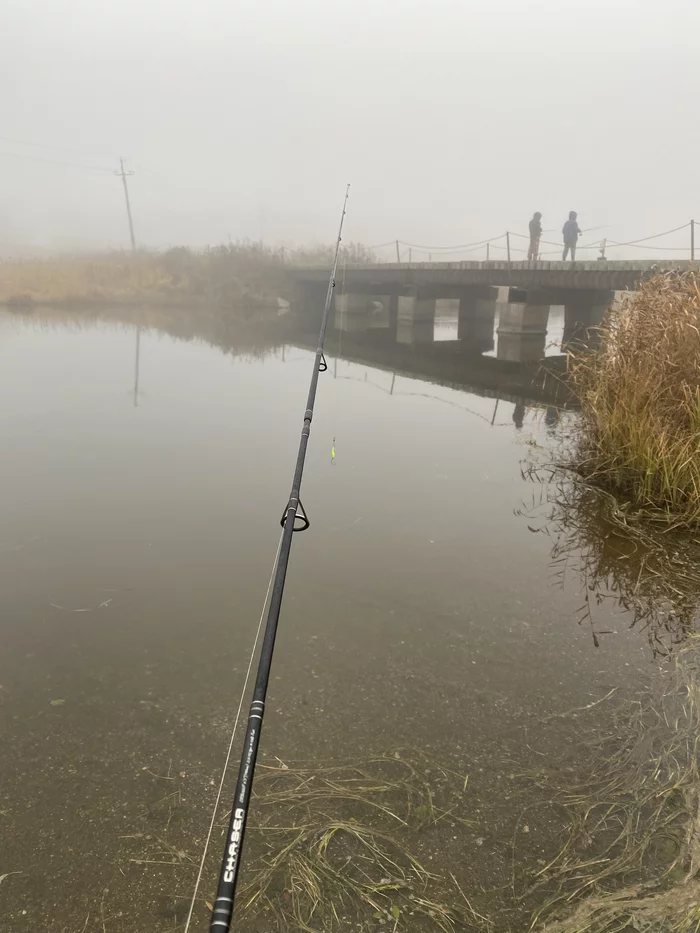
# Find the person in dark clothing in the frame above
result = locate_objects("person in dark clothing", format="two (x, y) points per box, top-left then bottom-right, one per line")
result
(528, 212), (542, 261)
(562, 211), (582, 260)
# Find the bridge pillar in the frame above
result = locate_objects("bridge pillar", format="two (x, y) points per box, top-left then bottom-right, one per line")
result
(497, 288), (549, 362)
(397, 291), (436, 344)
(334, 293), (371, 333)
(457, 286), (498, 352)
(563, 290), (615, 350)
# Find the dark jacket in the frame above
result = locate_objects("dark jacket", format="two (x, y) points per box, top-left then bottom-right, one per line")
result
(563, 220), (581, 244)
(529, 218), (542, 239)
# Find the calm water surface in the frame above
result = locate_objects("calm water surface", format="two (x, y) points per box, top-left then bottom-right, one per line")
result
(0, 310), (651, 932)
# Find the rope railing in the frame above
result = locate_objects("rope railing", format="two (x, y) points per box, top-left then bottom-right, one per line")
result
(359, 220), (698, 263)
(278, 220), (698, 264)
(396, 233), (508, 251)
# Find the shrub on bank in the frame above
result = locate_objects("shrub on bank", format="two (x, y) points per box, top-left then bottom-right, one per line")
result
(0, 241), (374, 309)
(0, 244), (284, 308)
(570, 269), (700, 524)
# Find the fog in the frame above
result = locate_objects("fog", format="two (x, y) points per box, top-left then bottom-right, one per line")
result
(3, 0), (699, 254)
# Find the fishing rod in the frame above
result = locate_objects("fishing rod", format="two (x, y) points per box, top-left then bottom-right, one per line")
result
(208, 184), (350, 932)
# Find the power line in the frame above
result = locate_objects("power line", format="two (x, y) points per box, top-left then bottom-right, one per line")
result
(0, 133), (115, 161)
(0, 147), (113, 173)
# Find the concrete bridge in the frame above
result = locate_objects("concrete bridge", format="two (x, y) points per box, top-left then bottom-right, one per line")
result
(294, 259), (686, 361)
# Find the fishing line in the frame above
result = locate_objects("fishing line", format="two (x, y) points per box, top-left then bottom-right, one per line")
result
(331, 256), (348, 465)
(182, 529), (283, 933)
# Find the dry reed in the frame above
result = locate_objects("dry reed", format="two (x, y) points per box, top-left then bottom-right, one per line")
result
(0, 241), (374, 309)
(569, 269), (700, 525)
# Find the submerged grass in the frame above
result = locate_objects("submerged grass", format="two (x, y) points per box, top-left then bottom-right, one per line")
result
(569, 269), (700, 525)
(517, 419), (700, 929)
(231, 753), (478, 932)
(519, 469), (700, 654)
(527, 638), (700, 933)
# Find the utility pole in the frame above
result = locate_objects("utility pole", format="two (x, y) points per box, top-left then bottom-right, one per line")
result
(506, 231), (511, 263)
(133, 327), (141, 408)
(115, 157), (136, 251)
(692, 219), (695, 262)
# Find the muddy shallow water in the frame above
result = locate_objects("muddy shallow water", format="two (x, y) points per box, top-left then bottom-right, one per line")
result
(0, 309), (659, 932)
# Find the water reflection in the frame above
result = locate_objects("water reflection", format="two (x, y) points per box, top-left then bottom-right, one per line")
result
(521, 468), (700, 656)
(133, 326), (141, 407)
(0, 305), (651, 933)
(298, 330), (574, 411)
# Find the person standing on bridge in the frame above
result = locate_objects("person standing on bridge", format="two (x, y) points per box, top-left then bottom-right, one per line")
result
(562, 211), (582, 261)
(528, 212), (542, 261)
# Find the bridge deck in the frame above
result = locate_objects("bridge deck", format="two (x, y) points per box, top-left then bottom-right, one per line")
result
(295, 259), (690, 293)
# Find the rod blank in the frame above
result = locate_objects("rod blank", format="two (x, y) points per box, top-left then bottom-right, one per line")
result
(209, 185), (350, 933)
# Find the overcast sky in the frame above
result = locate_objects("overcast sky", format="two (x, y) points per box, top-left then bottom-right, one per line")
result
(3, 0), (699, 258)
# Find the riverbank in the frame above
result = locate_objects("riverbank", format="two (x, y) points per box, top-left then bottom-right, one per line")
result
(0, 241), (379, 312)
(0, 244), (294, 311)
(569, 269), (700, 525)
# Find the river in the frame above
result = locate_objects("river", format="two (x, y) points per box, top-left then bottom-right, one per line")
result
(0, 307), (661, 932)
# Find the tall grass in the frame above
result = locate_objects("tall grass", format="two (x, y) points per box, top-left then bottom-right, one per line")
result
(0, 240), (374, 308)
(0, 251), (171, 305)
(570, 270), (700, 524)
(0, 242), (289, 307)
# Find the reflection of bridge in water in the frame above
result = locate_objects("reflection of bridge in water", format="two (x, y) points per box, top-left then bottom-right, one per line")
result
(291, 313), (575, 410)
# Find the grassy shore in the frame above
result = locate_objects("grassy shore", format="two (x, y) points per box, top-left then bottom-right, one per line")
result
(569, 269), (700, 526)
(0, 241), (373, 310)
(0, 243), (290, 310)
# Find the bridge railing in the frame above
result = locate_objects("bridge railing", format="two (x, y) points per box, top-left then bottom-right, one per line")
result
(280, 220), (699, 265)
